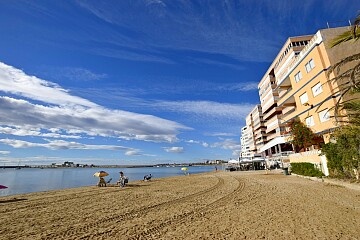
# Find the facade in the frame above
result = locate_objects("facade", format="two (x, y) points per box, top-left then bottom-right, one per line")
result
(240, 126), (250, 158)
(258, 35), (313, 159)
(241, 26), (360, 173)
(242, 104), (265, 158)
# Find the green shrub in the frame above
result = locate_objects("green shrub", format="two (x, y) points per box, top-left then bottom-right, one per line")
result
(290, 162), (324, 177)
(321, 126), (360, 180)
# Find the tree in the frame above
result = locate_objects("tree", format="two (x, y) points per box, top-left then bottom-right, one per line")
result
(286, 118), (323, 153)
(327, 12), (360, 121)
(321, 13), (360, 181)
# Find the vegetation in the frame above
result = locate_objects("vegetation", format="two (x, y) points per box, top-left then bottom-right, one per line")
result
(286, 118), (323, 153)
(290, 162), (324, 178)
(321, 126), (360, 180)
(321, 12), (360, 181)
(326, 12), (360, 121)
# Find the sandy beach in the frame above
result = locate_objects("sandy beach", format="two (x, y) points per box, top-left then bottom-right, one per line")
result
(0, 170), (359, 240)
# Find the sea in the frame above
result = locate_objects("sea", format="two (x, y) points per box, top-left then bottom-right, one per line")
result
(0, 165), (220, 197)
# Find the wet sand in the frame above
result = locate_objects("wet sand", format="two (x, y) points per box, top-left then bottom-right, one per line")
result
(0, 170), (359, 239)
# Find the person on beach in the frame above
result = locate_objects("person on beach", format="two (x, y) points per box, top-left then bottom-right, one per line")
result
(143, 174), (152, 181)
(117, 171), (127, 187)
(97, 177), (107, 187)
(215, 166), (218, 172)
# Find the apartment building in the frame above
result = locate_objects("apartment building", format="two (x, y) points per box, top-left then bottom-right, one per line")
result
(275, 27), (360, 167)
(242, 104), (266, 158)
(258, 35), (313, 158)
(238, 26), (360, 172)
(240, 126), (251, 158)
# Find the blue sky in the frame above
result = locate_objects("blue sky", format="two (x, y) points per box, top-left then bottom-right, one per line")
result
(0, 1), (358, 165)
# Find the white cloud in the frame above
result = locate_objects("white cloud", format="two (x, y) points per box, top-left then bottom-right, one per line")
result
(0, 138), (136, 152)
(0, 62), (190, 142)
(163, 146), (184, 153)
(39, 66), (107, 82)
(211, 138), (240, 157)
(0, 62), (96, 107)
(0, 126), (81, 139)
(202, 142), (209, 147)
(154, 100), (254, 120)
(0, 151), (10, 155)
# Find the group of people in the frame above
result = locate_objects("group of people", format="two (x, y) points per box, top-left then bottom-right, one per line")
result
(97, 171), (153, 188)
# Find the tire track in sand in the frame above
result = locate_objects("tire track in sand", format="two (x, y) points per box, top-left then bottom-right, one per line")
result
(82, 175), (249, 240)
(43, 175), (224, 240)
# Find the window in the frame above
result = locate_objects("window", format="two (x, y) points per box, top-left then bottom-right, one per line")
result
(299, 92), (308, 104)
(305, 116), (315, 127)
(319, 109), (330, 122)
(305, 59), (315, 73)
(294, 71), (302, 83)
(312, 82), (323, 96)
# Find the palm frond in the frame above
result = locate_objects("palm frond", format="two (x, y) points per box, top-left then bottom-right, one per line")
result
(327, 53), (360, 76)
(329, 28), (360, 48)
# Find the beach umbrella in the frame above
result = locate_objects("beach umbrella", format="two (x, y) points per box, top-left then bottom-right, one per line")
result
(93, 171), (109, 177)
(0, 185), (8, 189)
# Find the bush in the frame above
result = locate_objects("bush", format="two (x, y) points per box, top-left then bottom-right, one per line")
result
(321, 126), (360, 180)
(290, 162), (324, 177)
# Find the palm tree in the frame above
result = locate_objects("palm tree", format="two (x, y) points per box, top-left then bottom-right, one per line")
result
(326, 12), (360, 121)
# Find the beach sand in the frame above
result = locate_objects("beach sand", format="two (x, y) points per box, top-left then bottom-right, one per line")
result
(0, 170), (359, 240)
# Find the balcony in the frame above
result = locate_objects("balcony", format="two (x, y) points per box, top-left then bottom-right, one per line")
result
(276, 32), (321, 86)
(263, 107), (282, 121)
(277, 87), (296, 107)
(282, 106), (296, 116)
(278, 86), (292, 99)
(282, 106), (299, 123)
(265, 115), (281, 133)
(266, 131), (282, 141)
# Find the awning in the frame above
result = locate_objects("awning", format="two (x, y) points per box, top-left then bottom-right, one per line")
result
(259, 136), (287, 152)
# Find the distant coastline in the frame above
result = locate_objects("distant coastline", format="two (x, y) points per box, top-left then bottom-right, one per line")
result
(1, 162), (220, 169)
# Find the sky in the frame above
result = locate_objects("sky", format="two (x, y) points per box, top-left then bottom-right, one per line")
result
(0, 0), (358, 166)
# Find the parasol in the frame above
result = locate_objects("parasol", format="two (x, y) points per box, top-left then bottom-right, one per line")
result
(93, 171), (109, 177)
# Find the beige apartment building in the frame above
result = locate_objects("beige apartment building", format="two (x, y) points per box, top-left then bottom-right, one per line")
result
(241, 26), (360, 174)
(258, 35), (313, 160)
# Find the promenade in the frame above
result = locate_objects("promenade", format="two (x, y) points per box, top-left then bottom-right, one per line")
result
(0, 170), (359, 239)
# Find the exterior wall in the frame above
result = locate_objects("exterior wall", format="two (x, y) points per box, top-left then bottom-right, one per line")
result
(278, 27), (360, 138)
(243, 26), (360, 175)
(245, 105), (265, 156)
(258, 36), (313, 147)
(240, 126), (252, 158)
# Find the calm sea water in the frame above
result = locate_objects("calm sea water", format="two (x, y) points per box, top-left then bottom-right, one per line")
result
(0, 165), (220, 197)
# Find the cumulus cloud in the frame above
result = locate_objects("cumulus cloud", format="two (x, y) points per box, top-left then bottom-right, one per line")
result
(0, 62), (189, 143)
(163, 146), (184, 153)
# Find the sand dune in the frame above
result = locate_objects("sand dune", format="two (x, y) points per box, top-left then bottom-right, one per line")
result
(0, 170), (359, 239)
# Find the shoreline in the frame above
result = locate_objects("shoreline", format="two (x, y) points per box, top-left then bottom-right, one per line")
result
(1, 170), (359, 239)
